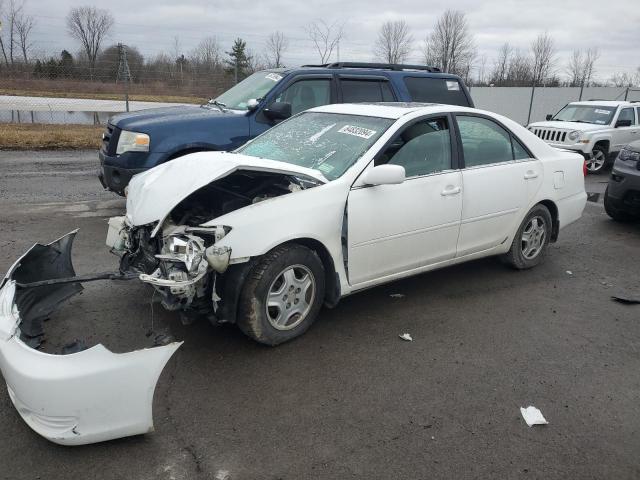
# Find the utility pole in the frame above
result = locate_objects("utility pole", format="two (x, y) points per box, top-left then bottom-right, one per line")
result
(117, 43), (132, 112)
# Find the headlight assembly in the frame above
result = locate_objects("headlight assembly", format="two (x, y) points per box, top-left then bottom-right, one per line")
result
(568, 130), (580, 141)
(116, 130), (150, 155)
(619, 148), (640, 163)
(159, 235), (205, 274)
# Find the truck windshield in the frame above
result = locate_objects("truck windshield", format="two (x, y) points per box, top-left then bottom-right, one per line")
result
(236, 111), (394, 180)
(553, 105), (616, 125)
(213, 71), (284, 111)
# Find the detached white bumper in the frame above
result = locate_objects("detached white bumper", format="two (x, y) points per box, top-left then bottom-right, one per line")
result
(0, 232), (182, 446)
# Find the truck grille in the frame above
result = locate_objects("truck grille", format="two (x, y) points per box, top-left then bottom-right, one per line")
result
(531, 128), (567, 143)
(101, 123), (120, 155)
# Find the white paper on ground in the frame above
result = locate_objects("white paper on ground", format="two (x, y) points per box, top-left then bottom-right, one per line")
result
(399, 333), (413, 341)
(520, 406), (548, 427)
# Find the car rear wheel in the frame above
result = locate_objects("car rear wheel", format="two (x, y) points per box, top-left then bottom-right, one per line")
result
(237, 244), (325, 346)
(604, 187), (633, 222)
(586, 145), (607, 174)
(503, 204), (552, 270)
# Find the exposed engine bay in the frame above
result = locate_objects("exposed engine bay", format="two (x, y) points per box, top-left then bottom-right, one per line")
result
(112, 170), (321, 322)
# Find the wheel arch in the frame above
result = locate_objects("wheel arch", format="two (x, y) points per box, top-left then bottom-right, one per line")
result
(283, 238), (341, 308)
(160, 144), (219, 164)
(537, 199), (560, 242)
(593, 139), (610, 152)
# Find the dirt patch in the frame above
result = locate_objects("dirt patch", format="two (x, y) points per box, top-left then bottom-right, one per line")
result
(0, 123), (103, 150)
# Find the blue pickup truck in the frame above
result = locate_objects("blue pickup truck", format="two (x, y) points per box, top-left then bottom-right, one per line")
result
(98, 62), (474, 194)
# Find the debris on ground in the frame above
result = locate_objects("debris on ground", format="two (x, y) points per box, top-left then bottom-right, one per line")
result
(611, 294), (640, 305)
(566, 270), (573, 275)
(520, 406), (548, 427)
(390, 293), (405, 298)
(399, 333), (413, 342)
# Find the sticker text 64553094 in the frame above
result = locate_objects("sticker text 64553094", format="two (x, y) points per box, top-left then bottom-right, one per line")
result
(337, 125), (377, 139)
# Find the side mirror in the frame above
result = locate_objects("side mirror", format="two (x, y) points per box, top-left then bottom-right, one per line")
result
(264, 102), (292, 121)
(361, 164), (406, 186)
(546, 114), (553, 121)
(616, 119), (632, 128)
(247, 98), (259, 111)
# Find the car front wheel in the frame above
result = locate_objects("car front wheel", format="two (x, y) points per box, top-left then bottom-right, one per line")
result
(503, 204), (552, 270)
(237, 244), (325, 346)
(586, 145), (608, 174)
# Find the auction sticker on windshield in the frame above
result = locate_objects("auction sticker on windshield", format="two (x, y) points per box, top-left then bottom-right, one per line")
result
(265, 73), (283, 82)
(338, 125), (377, 139)
(594, 109), (610, 114)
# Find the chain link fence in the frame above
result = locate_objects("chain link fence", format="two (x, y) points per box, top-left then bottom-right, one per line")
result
(0, 44), (234, 125)
(0, 45), (639, 126)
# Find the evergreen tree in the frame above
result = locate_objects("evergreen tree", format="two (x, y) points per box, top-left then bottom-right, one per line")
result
(224, 38), (251, 82)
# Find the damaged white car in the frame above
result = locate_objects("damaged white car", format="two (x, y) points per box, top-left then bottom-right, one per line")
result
(0, 103), (587, 445)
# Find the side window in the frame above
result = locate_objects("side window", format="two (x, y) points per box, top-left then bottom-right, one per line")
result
(341, 79), (395, 103)
(618, 108), (635, 125)
(512, 137), (531, 160)
(403, 77), (469, 106)
(376, 117), (452, 177)
(457, 116), (515, 167)
(275, 79), (331, 115)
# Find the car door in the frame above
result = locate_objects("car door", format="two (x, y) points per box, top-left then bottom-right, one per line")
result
(455, 114), (543, 257)
(347, 115), (463, 286)
(611, 107), (638, 150)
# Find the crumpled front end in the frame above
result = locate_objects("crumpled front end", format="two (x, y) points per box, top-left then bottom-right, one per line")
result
(0, 231), (182, 446)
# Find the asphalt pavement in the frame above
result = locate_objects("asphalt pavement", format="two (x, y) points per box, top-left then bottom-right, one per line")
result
(0, 150), (639, 480)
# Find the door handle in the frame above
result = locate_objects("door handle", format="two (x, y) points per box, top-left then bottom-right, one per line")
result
(524, 171), (539, 180)
(441, 186), (461, 196)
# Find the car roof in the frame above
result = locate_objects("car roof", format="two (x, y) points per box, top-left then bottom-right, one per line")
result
(569, 100), (636, 107)
(309, 102), (476, 119)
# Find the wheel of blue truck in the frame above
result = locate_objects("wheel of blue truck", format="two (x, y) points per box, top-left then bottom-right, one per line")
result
(237, 244), (325, 346)
(586, 146), (607, 174)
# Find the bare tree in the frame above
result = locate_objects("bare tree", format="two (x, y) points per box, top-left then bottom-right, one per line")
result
(306, 19), (344, 63)
(507, 49), (532, 86)
(566, 49), (583, 86)
(582, 47), (600, 87)
(422, 10), (475, 75)
(530, 32), (555, 85)
(476, 54), (487, 85)
(374, 20), (413, 64)
(14, 7), (35, 62)
(191, 36), (221, 71)
(491, 42), (512, 84)
(264, 31), (288, 68)
(0, 0), (9, 66)
(66, 6), (114, 77)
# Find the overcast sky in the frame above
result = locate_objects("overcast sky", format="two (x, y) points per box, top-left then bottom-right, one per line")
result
(23, 0), (640, 81)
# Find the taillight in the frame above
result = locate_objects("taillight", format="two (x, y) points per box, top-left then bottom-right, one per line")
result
(583, 160), (587, 176)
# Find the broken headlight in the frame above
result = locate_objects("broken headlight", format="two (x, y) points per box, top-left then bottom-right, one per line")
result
(158, 235), (205, 274)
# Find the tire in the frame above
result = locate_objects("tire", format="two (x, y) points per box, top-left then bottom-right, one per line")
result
(586, 145), (608, 174)
(503, 204), (553, 270)
(237, 244), (325, 346)
(604, 187), (633, 222)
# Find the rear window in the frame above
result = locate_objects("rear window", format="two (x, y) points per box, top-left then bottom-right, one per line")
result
(403, 77), (469, 106)
(341, 79), (395, 103)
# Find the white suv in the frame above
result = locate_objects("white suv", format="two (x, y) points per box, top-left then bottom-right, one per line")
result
(527, 101), (640, 173)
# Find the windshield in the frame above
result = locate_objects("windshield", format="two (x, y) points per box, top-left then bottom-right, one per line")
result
(213, 71), (284, 111)
(553, 105), (616, 125)
(237, 112), (394, 180)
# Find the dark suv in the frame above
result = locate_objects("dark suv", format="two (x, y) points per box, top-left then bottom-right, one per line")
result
(98, 62), (474, 195)
(604, 139), (640, 221)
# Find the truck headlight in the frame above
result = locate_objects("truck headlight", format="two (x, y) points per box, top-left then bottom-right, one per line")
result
(568, 130), (580, 141)
(116, 130), (150, 155)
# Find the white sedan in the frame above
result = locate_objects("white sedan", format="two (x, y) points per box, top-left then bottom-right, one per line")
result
(0, 103), (586, 445)
(117, 102), (587, 345)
